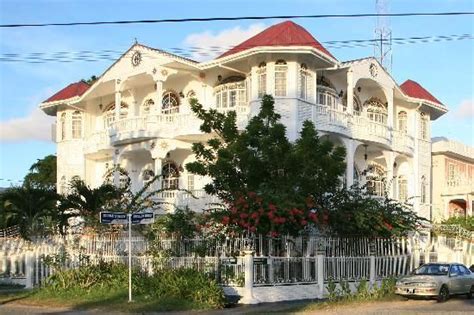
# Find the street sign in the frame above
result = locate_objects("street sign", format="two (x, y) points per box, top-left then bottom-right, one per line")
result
(131, 212), (154, 224)
(100, 212), (128, 224)
(254, 257), (268, 265)
(221, 257), (237, 264)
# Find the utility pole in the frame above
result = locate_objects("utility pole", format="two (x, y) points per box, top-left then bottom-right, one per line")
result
(374, 0), (392, 72)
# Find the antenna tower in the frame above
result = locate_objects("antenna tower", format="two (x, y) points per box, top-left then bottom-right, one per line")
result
(374, 0), (392, 72)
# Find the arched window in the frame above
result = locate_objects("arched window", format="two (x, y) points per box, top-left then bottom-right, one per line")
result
(299, 63), (313, 101)
(420, 112), (428, 140)
(104, 102), (128, 127)
(342, 91), (362, 114)
(162, 162), (179, 189)
(398, 111), (408, 133)
(71, 111), (82, 139)
(215, 76), (246, 110)
(59, 176), (67, 194)
(142, 99), (154, 115)
(60, 113), (67, 140)
(364, 97), (387, 124)
(142, 169), (155, 182)
(420, 175), (427, 204)
(398, 175), (408, 201)
(162, 91), (180, 114)
(257, 62), (266, 98)
(317, 76), (338, 109)
(274, 60), (287, 97)
(366, 164), (386, 197)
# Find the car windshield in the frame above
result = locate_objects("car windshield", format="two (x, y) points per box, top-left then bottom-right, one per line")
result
(413, 264), (450, 276)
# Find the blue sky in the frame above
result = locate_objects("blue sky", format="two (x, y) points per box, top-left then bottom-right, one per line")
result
(0, 0), (473, 185)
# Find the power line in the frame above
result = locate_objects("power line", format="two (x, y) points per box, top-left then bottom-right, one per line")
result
(0, 33), (472, 64)
(1, 12), (473, 28)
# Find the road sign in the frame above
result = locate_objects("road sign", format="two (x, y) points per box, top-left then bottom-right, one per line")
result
(254, 257), (268, 265)
(100, 212), (128, 224)
(221, 257), (237, 264)
(131, 212), (154, 224)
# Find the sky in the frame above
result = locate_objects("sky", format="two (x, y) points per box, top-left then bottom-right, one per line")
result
(0, 0), (473, 186)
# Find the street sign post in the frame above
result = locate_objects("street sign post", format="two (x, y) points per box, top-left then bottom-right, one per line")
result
(99, 211), (155, 302)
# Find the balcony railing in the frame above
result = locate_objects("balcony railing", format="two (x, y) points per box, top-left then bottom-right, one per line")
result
(110, 117), (147, 133)
(83, 131), (110, 153)
(154, 189), (219, 212)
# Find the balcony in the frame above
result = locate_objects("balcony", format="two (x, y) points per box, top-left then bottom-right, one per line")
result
(154, 189), (220, 212)
(84, 131), (111, 154)
(392, 130), (415, 155)
(109, 117), (151, 144)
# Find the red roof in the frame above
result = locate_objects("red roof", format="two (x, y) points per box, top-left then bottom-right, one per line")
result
(44, 81), (90, 103)
(400, 80), (443, 106)
(218, 21), (336, 60)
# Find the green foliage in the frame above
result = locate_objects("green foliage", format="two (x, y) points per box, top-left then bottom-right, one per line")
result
(149, 207), (201, 239)
(439, 216), (473, 231)
(326, 278), (396, 302)
(326, 280), (338, 301)
(0, 184), (61, 239)
(82, 75), (98, 85)
(135, 268), (225, 308)
(187, 95), (346, 236)
(327, 186), (428, 237)
(23, 155), (57, 190)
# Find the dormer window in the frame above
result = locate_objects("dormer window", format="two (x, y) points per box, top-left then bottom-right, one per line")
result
(274, 60), (287, 97)
(162, 91), (180, 114)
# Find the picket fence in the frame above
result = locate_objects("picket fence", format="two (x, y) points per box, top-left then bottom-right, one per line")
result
(0, 233), (471, 303)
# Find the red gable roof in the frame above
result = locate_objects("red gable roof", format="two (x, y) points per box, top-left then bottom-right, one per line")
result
(400, 80), (443, 106)
(218, 21), (336, 60)
(44, 81), (90, 103)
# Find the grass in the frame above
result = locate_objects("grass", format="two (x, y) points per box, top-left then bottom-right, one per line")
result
(0, 287), (216, 313)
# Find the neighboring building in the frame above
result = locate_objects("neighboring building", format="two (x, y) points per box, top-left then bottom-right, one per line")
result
(431, 137), (474, 221)
(39, 21), (448, 217)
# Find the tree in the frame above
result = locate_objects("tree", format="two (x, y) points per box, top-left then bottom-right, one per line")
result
(23, 155), (57, 190)
(186, 95), (346, 236)
(82, 75), (98, 85)
(1, 184), (59, 239)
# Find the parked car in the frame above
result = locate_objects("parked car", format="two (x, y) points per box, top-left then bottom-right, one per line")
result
(395, 263), (474, 302)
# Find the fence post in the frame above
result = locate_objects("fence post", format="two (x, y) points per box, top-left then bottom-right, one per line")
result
(25, 251), (33, 289)
(369, 255), (376, 287)
(317, 254), (324, 299)
(240, 250), (258, 304)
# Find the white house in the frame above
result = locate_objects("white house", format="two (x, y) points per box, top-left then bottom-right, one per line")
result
(40, 21), (448, 219)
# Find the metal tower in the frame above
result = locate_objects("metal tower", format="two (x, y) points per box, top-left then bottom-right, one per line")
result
(374, 0), (392, 72)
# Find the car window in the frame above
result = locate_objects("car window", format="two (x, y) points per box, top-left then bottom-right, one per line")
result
(458, 265), (470, 275)
(450, 265), (460, 276)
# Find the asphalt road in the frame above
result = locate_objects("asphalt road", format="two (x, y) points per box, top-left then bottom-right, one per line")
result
(0, 296), (472, 314)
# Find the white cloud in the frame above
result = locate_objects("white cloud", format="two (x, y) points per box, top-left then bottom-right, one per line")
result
(453, 99), (474, 119)
(0, 107), (55, 142)
(183, 23), (266, 61)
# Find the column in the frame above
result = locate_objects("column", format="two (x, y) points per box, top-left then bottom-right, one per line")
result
(345, 140), (355, 188)
(386, 89), (394, 131)
(346, 69), (354, 114)
(383, 151), (395, 199)
(113, 150), (120, 187)
(154, 158), (162, 190)
(240, 250), (259, 304)
(154, 80), (163, 114)
(114, 79), (122, 121)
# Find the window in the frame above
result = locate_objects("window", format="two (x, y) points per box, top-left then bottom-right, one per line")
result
(420, 175), (427, 204)
(142, 99), (154, 115)
(59, 176), (67, 194)
(274, 60), (287, 97)
(257, 62), (266, 98)
(71, 111), (82, 139)
(104, 102), (128, 127)
(162, 162), (179, 189)
(162, 91), (180, 114)
(299, 63), (313, 101)
(187, 174), (194, 191)
(60, 113), (66, 140)
(365, 97), (387, 124)
(317, 86), (338, 109)
(366, 164), (386, 197)
(420, 112), (428, 140)
(398, 175), (408, 201)
(215, 78), (246, 111)
(398, 111), (407, 133)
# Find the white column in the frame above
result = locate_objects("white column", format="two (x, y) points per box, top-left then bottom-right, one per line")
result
(240, 250), (259, 304)
(347, 69), (354, 114)
(114, 79), (122, 121)
(154, 80), (163, 114)
(317, 254), (324, 298)
(345, 140), (355, 188)
(154, 158), (162, 189)
(113, 150), (120, 187)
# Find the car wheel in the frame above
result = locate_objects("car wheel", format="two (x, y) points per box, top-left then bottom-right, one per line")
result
(437, 285), (449, 303)
(467, 285), (474, 299)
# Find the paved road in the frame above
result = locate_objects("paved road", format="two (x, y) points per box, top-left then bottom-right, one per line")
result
(0, 296), (472, 314)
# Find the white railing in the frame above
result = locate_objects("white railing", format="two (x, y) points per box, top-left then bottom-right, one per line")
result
(110, 116), (147, 132)
(83, 131), (110, 152)
(432, 139), (474, 159)
(392, 130), (415, 152)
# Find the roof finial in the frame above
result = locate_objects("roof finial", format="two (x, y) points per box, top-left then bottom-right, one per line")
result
(134, 37), (138, 45)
